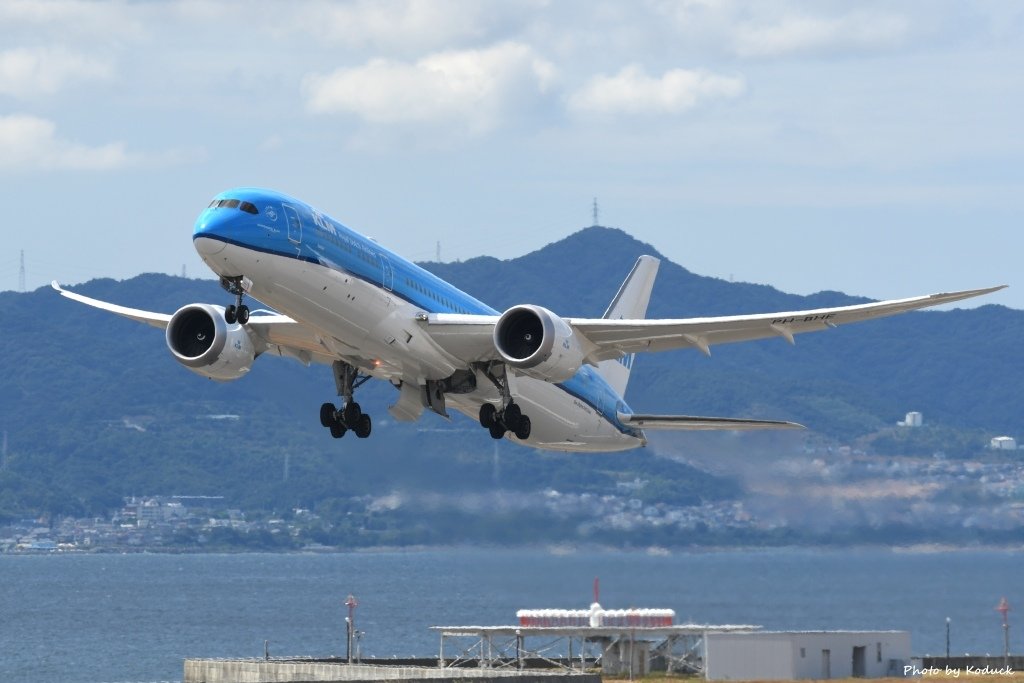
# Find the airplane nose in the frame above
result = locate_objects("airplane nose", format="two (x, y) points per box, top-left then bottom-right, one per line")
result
(193, 209), (231, 256)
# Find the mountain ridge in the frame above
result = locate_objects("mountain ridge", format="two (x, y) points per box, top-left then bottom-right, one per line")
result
(0, 226), (1018, 525)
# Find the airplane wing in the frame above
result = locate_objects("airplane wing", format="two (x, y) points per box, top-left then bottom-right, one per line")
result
(568, 285), (1006, 361)
(51, 281), (333, 365)
(422, 285), (1005, 364)
(619, 413), (803, 430)
(52, 280), (172, 328)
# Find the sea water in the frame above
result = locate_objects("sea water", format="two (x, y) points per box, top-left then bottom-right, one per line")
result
(1, 548), (1021, 683)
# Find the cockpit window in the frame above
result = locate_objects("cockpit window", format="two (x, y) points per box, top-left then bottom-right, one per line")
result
(207, 197), (258, 214)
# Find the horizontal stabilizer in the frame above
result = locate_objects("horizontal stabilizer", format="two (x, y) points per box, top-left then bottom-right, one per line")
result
(619, 412), (804, 431)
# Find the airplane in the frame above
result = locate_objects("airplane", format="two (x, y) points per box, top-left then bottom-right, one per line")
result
(53, 187), (1004, 452)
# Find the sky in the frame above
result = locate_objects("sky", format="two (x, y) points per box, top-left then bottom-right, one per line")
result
(1, 0), (1021, 309)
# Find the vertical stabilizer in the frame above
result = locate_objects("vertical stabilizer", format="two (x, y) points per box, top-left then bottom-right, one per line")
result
(595, 255), (660, 396)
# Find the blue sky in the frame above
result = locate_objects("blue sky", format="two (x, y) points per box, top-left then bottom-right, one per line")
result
(1, 1), (1020, 309)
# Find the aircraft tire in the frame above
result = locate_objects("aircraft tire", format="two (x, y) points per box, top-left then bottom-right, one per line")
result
(330, 422), (347, 438)
(224, 305), (237, 324)
(488, 422), (505, 440)
(343, 402), (362, 425)
(237, 305), (250, 325)
(319, 402), (336, 428)
(513, 415), (531, 440)
(502, 402), (522, 430)
(479, 403), (496, 428)
(355, 414), (372, 438)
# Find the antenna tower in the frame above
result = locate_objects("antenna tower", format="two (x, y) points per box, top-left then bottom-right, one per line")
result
(436, 241), (441, 262)
(19, 250), (26, 292)
(592, 198), (599, 227)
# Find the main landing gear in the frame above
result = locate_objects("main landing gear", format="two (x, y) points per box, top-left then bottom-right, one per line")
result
(478, 363), (531, 441)
(220, 276), (250, 325)
(320, 360), (372, 439)
(479, 401), (531, 440)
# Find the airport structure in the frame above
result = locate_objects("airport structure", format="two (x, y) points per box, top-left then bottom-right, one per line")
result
(185, 593), (912, 681)
(703, 631), (911, 680)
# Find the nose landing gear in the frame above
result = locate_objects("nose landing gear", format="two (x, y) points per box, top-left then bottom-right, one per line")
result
(220, 276), (250, 325)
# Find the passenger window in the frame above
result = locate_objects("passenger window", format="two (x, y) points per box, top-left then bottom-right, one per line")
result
(239, 201), (258, 215)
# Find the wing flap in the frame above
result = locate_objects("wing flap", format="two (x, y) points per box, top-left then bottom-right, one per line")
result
(620, 413), (804, 431)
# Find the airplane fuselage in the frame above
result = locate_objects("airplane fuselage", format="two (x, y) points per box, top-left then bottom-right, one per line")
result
(193, 188), (645, 452)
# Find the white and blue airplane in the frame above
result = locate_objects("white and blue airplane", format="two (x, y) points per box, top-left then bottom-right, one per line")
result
(53, 188), (1003, 452)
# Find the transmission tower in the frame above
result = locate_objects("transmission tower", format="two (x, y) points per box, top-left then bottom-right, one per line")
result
(592, 198), (599, 227)
(19, 250), (25, 292)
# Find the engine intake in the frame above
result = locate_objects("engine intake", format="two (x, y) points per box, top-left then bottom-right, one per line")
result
(494, 305), (585, 382)
(166, 304), (255, 381)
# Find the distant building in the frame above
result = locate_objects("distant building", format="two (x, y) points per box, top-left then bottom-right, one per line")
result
(898, 411), (923, 428)
(704, 630), (911, 680)
(991, 436), (1018, 450)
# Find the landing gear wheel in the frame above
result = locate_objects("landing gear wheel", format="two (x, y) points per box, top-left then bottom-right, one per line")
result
(502, 402), (522, 430)
(354, 414), (372, 438)
(329, 422), (347, 439)
(225, 305), (237, 324)
(343, 402), (362, 425)
(513, 415), (532, 440)
(237, 305), (250, 325)
(320, 402), (337, 428)
(489, 422), (506, 439)
(479, 403), (497, 429)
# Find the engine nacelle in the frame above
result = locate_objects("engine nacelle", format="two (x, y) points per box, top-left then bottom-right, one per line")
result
(165, 304), (255, 381)
(493, 305), (586, 382)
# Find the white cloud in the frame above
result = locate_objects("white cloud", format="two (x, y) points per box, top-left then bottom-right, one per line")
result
(0, 0), (145, 40)
(0, 115), (129, 171)
(0, 47), (112, 98)
(733, 11), (911, 58)
(303, 42), (556, 133)
(567, 65), (745, 116)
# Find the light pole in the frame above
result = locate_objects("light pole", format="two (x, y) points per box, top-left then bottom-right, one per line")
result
(346, 594), (358, 663)
(946, 617), (951, 660)
(996, 597), (1010, 668)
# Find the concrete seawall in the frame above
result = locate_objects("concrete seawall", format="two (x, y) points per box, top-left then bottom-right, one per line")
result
(184, 659), (601, 683)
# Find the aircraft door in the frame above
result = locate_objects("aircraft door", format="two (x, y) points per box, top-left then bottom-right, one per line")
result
(380, 254), (394, 292)
(283, 204), (302, 245)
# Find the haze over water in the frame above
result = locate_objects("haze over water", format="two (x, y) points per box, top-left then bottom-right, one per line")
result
(2, 548), (1021, 683)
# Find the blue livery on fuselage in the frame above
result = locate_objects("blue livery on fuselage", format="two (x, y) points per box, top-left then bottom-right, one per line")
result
(194, 188), (640, 442)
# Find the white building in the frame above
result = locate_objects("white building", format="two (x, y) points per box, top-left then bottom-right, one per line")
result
(899, 412), (923, 428)
(704, 631), (911, 680)
(991, 436), (1018, 450)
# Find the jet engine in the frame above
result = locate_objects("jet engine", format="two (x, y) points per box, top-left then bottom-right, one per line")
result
(493, 305), (586, 382)
(165, 304), (256, 381)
